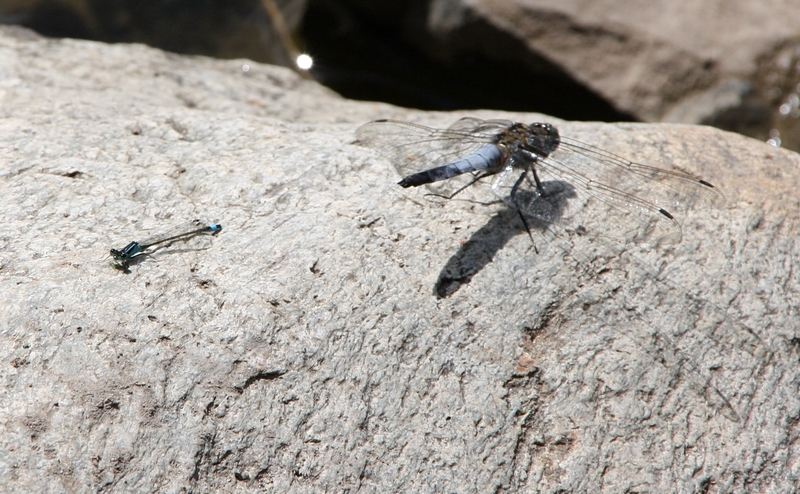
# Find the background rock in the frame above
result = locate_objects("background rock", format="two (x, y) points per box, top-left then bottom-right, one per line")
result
(0, 0), (310, 67)
(5, 0), (800, 151)
(309, 0), (800, 151)
(304, 0), (800, 149)
(0, 26), (798, 492)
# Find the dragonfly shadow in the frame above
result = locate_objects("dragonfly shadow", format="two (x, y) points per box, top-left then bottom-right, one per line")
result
(435, 180), (576, 298)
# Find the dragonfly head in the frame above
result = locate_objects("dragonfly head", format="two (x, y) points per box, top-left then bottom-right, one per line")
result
(109, 242), (142, 262)
(523, 122), (561, 157)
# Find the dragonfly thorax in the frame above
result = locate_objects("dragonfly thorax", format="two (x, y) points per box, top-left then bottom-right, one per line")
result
(495, 122), (561, 160)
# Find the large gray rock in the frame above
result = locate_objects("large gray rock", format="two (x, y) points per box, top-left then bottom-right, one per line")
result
(419, 0), (800, 143)
(0, 26), (798, 492)
(427, 0), (800, 122)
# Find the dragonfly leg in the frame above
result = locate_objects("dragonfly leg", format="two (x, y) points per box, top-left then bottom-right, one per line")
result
(529, 167), (545, 196)
(509, 171), (527, 208)
(424, 172), (493, 200)
(517, 209), (538, 253)
(515, 151), (545, 196)
(510, 171), (538, 250)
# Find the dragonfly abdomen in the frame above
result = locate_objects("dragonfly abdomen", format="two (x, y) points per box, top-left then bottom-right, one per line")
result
(399, 144), (502, 188)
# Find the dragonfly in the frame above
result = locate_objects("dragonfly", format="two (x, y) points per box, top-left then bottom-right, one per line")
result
(356, 118), (764, 422)
(355, 117), (723, 245)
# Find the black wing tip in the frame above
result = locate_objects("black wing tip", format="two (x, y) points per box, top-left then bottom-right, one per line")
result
(374, 118), (388, 123)
(659, 208), (675, 220)
(698, 179), (715, 188)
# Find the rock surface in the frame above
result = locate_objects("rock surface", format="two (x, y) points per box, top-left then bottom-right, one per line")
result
(0, 26), (798, 493)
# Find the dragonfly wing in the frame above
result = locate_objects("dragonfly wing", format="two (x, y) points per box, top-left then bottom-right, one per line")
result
(536, 152), (685, 246)
(491, 152), (682, 246)
(356, 119), (501, 197)
(447, 117), (514, 134)
(558, 137), (725, 215)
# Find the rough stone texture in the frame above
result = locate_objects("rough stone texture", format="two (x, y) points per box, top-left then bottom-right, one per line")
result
(0, 26), (798, 493)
